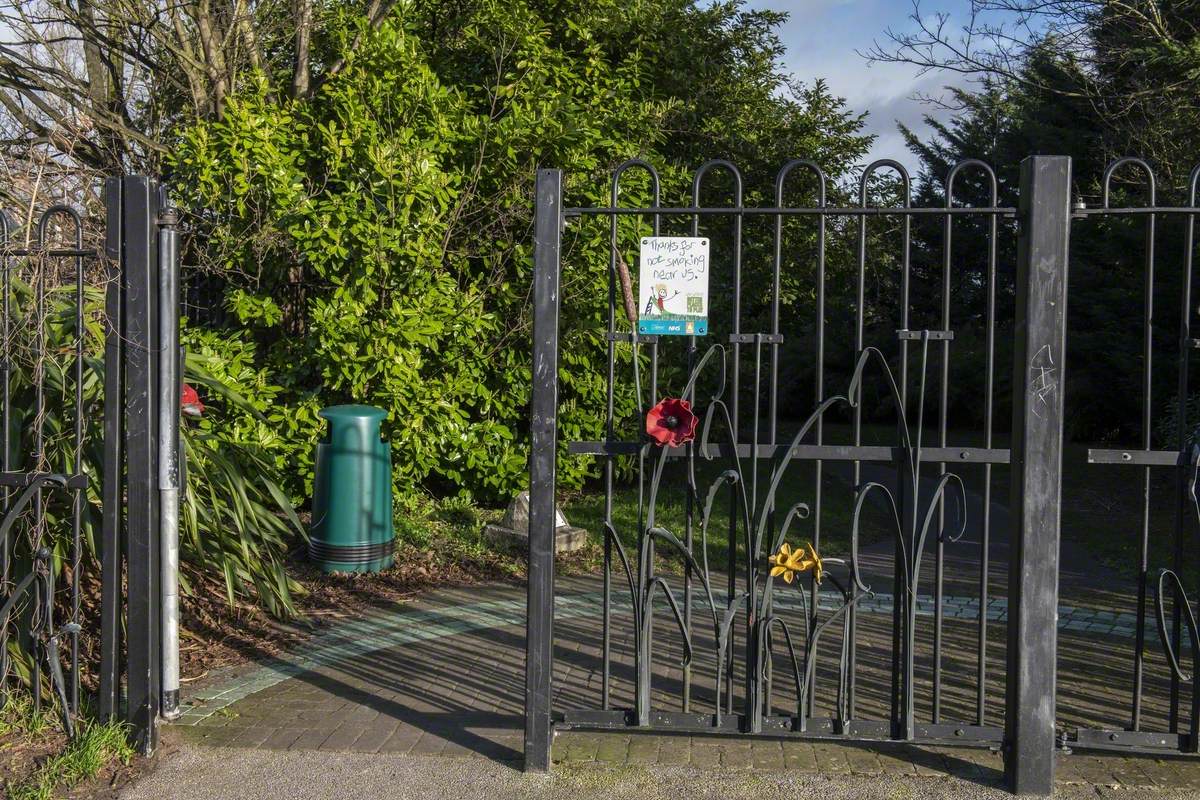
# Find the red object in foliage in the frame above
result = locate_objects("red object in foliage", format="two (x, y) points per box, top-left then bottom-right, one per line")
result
(645, 397), (698, 447)
(181, 383), (204, 418)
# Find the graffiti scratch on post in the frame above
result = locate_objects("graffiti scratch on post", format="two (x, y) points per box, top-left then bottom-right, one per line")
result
(1030, 344), (1057, 419)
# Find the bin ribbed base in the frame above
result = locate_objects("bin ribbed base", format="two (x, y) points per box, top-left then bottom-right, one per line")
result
(308, 538), (395, 573)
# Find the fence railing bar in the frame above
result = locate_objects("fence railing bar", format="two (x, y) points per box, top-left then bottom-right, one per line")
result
(568, 442), (1012, 464)
(566, 206), (1017, 217)
(1074, 207), (1198, 216)
(0, 248), (98, 257)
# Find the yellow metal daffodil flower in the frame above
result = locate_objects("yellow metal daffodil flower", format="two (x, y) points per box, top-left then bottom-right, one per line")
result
(768, 541), (823, 585)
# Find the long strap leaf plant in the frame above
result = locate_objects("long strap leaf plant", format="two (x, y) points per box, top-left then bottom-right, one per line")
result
(1, 275), (304, 717)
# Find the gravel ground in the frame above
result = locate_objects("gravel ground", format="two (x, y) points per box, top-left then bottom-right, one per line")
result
(119, 741), (1195, 800)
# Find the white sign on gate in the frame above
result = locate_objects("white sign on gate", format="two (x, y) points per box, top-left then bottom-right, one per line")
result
(637, 236), (709, 336)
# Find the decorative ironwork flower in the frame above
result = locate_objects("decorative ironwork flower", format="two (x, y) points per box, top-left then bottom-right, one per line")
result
(645, 397), (698, 447)
(769, 541), (823, 585)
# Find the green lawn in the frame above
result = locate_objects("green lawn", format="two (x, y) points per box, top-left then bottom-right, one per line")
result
(561, 420), (1194, 587)
(562, 423), (902, 573)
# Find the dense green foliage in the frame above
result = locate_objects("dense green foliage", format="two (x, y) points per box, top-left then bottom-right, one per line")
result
(2, 282), (302, 628)
(169, 0), (872, 504)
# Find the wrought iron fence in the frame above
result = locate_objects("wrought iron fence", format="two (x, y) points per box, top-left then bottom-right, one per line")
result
(0, 175), (179, 755)
(1063, 160), (1200, 754)
(526, 156), (1077, 796)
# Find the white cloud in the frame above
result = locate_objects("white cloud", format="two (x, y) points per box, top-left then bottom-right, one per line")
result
(746, 0), (970, 173)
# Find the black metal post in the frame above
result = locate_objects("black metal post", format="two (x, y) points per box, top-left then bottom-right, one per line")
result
(525, 168), (562, 773)
(1004, 156), (1071, 796)
(123, 176), (162, 754)
(99, 177), (124, 722)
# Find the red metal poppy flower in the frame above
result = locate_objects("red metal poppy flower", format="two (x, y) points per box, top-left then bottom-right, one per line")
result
(181, 383), (205, 418)
(645, 398), (698, 447)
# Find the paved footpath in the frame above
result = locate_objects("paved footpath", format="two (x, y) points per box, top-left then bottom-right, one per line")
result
(118, 577), (1200, 799)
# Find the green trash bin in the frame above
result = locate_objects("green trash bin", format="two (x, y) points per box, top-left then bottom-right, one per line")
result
(308, 405), (395, 573)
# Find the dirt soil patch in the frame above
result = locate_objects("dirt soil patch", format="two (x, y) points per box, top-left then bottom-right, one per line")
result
(177, 534), (542, 686)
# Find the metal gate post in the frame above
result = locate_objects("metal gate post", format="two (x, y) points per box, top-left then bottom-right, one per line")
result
(158, 192), (182, 720)
(99, 178), (124, 723)
(123, 176), (162, 754)
(525, 168), (563, 773)
(1004, 155), (1071, 795)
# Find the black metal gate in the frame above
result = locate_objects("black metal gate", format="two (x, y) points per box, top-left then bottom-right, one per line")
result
(525, 156), (1075, 795)
(0, 175), (180, 754)
(1056, 160), (1200, 756)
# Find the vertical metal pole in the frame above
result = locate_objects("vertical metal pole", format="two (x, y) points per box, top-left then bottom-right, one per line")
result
(525, 168), (562, 773)
(158, 194), (181, 720)
(1004, 155), (1071, 797)
(99, 177), (124, 722)
(0, 209), (11, 701)
(124, 176), (161, 754)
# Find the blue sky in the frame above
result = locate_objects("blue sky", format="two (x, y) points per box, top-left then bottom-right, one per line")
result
(746, 0), (969, 174)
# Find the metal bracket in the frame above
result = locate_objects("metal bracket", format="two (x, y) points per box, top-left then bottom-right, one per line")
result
(606, 332), (659, 344)
(728, 333), (783, 344)
(896, 329), (954, 341)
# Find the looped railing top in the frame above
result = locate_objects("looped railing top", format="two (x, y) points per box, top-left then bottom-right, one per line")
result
(691, 159), (743, 208)
(1073, 157), (1200, 215)
(611, 158), (661, 236)
(0, 204), (93, 256)
(567, 159), (1014, 217)
(1102, 157), (1156, 209)
(775, 159), (827, 207)
(35, 204), (84, 249)
(859, 158), (912, 208)
(946, 159), (999, 208)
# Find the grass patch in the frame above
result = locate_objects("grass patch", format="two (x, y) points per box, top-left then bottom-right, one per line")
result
(560, 418), (1194, 590)
(562, 422), (902, 573)
(0, 695), (134, 800)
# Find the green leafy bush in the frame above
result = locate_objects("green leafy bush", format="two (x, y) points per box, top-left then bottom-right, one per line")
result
(3, 279), (304, 626)
(169, 1), (871, 506)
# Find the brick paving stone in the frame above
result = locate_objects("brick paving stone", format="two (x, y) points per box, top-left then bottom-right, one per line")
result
(875, 748), (918, 775)
(229, 726), (276, 748)
(409, 731), (449, 756)
(780, 741), (818, 772)
(377, 726), (422, 754)
(593, 734), (630, 763)
(625, 735), (661, 764)
(909, 748), (951, 777)
(440, 739), (481, 758)
(811, 742), (853, 774)
(559, 732), (600, 762)
(260, 727), (304, 750)
(1108, 759), (1159, 788)
(173, 577), (1200, 797)
(1076, 755), (1123, 787)
(719, 742), (753, 770)
(471, 732), (522, 762)
(195, 727), (239, 747)
(285, 727), (329, 751)
(317, 722), (367, 752)
(351, 716), (403, 753)
(688, 740), (724, 770)
(941, 753), (989, 783)
(656, 736), (691, 765)
(1134, 757), (1200, 790)
(844, 746), (884, 775)
(750, 739), (783, 770)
